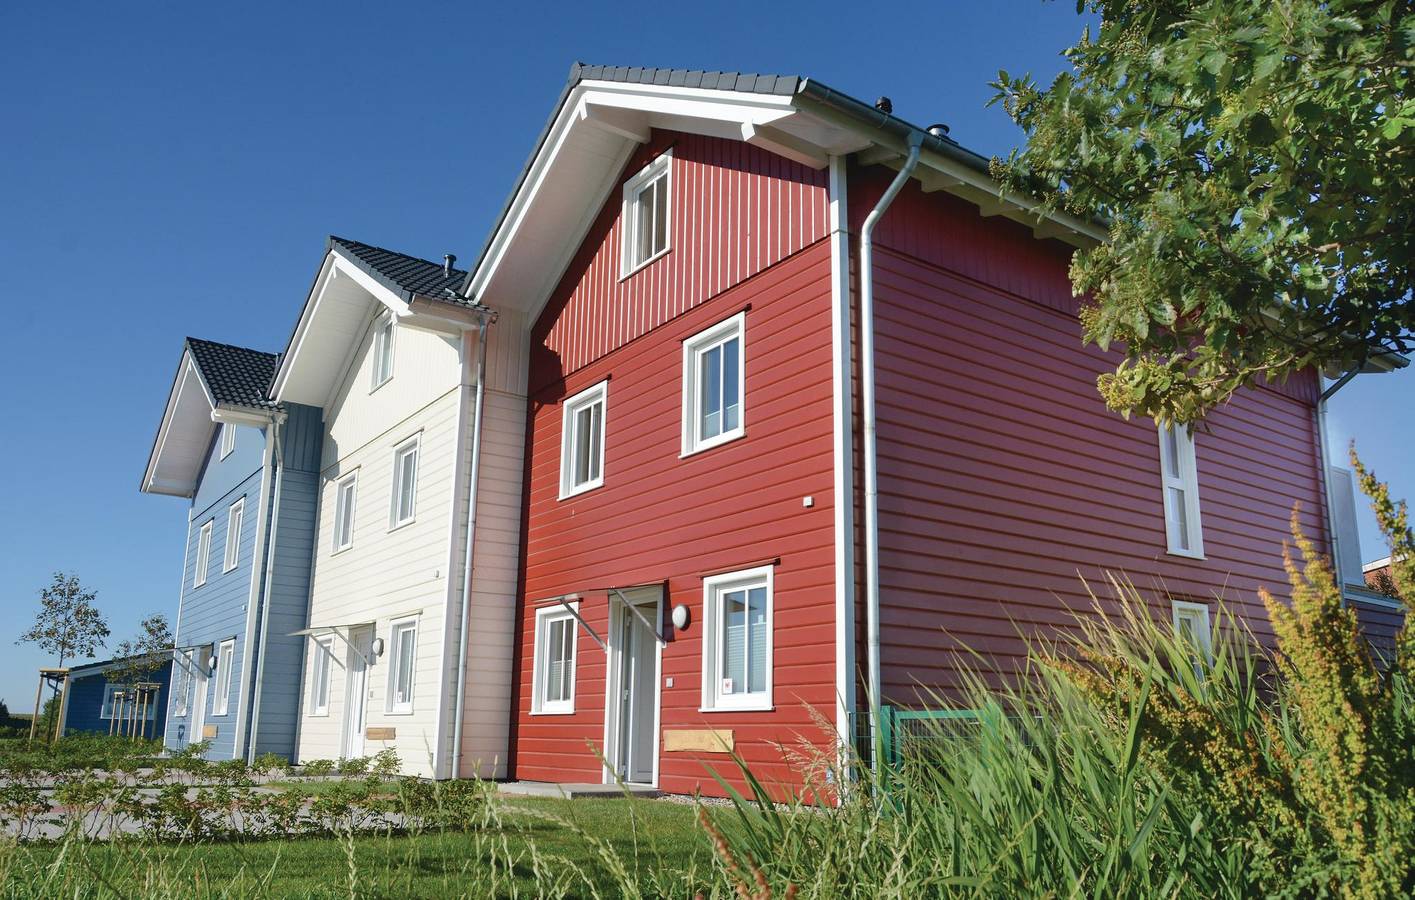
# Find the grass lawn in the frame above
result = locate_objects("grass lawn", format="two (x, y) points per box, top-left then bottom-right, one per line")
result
(1, 796), (721, 898)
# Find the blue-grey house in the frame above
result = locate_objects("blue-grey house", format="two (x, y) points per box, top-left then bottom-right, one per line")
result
(58, 656), (173, 740)
(141, 338), (323, 761)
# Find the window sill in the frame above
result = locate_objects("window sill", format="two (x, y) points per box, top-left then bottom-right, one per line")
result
(619, 247), (671, 281)
(331, 544), (353, 556)
(698, 703), (774, 714)
(384, 708), (415, 717)
(529, 708), (576, 717)
(1165, 548), (1206, 561)
(309, 711), (330, 718)
(558, 479), (604, 501)
(681, 429), (746, 459)
(223, 564), (238, 574)
(387, 518), (416, 534)
(369, 376), (393, 396)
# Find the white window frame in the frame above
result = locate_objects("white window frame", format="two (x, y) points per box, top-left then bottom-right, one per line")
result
(100, 684), (158, 721)
(194, 521), (214, 588)
(332, 472), (358, 552)
(682, 312), (747, 457)
(389, 436), (420, 529)
(1158, 423), (1204, 558)
(701, 565), (774, 712)
(219, 423), (236, 459)
(370, 311), (396, 391)
(1172, 600), (1213, 677)
(212, 638), (235, 717)
(559, 381), (608, 499)
(620, 151), (672, 276)
(310, 637), (334, 716)
(385, 617), (418, 715)
(223, 497), (244, 573)
(171, 661), (190, 717)
(531, 603), (579, 715)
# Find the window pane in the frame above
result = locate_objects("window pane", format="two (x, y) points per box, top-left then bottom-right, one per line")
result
(635, 183), (655, 264)
(397, 449), (417, 521)
(545, 619), (566, 703)
(722, 589), (746, 693)
(1168, 487), (1189, 550)
(747, 586), (767, 693)
(588, 403), (602, 482)
(722, 336), (740, 432)
(652, 174), (667, 254)
(395, 627), (415, 702)
(701, 345), (722, 439)
(1161, 426), (1181, 478)
(574, 406), (593, 485)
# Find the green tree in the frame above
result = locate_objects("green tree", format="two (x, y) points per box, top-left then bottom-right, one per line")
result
(17, 572), (110, 667)
(108, 614), (173, 686)
(991, 0), (1414, 423)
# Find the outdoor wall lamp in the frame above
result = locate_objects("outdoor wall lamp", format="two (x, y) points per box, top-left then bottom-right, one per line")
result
(370, 637), (385, 658)
(671, 604), (690, 630)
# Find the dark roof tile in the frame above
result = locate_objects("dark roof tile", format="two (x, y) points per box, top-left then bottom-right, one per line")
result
(327, 236), (471, 302)
(185, 338), (279, 411)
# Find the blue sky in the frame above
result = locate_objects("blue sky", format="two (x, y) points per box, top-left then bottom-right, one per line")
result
(1, 1), (1408, 706)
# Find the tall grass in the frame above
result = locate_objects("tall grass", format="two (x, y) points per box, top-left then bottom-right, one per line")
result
(703, 503), (1414, 899)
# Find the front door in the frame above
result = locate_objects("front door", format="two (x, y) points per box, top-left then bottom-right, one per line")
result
(610, 589), (661, 785)
(188, 666), (209, 749)
(342, 626), (371, 759)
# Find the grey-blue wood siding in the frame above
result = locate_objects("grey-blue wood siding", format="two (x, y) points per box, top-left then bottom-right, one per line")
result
(245, 403), (323, 760)
(63, 662), (171, 739)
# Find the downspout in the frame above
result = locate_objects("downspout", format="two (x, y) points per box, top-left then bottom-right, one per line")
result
(246, 413), (286, 763)
(1317, 363), (1363, 607)
(861, 133), (923, 772)
(451, 310), (493, 778)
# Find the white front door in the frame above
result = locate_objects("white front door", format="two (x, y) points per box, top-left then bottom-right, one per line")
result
(188, 668), (209, 749)
(342, 626), (371, 759)
(608, 589), (661, 785)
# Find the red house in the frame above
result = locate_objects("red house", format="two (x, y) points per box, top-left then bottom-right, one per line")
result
(452, 64), (1406, 797)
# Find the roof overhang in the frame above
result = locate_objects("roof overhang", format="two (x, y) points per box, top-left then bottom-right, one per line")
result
(271, 248), (489, 407)
(461, 74), (1106, 322)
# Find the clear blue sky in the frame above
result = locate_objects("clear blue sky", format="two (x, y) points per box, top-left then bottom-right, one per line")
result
(1, 1), (1408, 708)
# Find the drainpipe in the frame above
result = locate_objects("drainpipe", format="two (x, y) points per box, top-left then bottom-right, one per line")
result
(246, 413), (286, 763)
(1316, 362), (1363, 606)
(451, 310), (493, 778)
(861, 132), (923, 771)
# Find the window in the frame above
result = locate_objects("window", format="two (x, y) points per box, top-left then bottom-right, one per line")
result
(682, 313), (745, 456)
(371, 312), (395, 390)
(386, 619), (417, 714)
(171, 661), (190, 717)
(621, 152), (671, 275)
(390, 437), (420, 528)
(101, 685), (158, 721)
(223, 498), (244, 572)
(1158, 423), (1204, 557)
(219, 423), (236, 459)
(212, 639), (235, 716)
(701, 566), (773, 711)
(310, 637), (334, 716)
(1172, 600), (1213, 679)
(559, 381), (607, 498)
(531, 604), (578, 714)
(333, 473), (357, 552)
(194, 521), (214, 588)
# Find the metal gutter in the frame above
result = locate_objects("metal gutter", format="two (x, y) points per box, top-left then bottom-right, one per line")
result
(860, 132), (923, 773)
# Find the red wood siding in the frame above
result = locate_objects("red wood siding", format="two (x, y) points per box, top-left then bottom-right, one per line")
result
(1351, 598), (1405, 664)
(516, 237), (838, 798)
(531, 131), (829, 387)
(856, 169), (1329, 702)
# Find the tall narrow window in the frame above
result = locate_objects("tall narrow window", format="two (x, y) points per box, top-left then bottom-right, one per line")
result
(310, 637), (333, 716)
(683, 313), (746, 456)
(171, 661), (190, 717)
(1172, 600), (1213, 679)
(621, 152), (671, 274)
(194, 521), (213, 588)
(532, 605), (578, 714)
(333, 472), (357, 551)
(702, 566), (773, 711)
(390, 437), (419, 528)
(212, 638), (235, 716)
(1158, 423), (1204, 557)
(386, 619), (417, 714)
(219, 423), (236, 459)
(371, 312), (395, 390)
(223, 498), (244, 572)
(559, 381), (607, 498)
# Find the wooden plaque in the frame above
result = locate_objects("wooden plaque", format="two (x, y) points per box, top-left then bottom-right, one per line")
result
(662, 729), (733, 753)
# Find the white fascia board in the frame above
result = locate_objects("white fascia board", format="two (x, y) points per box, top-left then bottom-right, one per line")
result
(142, 354), (218, 497)
(270, 253), (337, 402)
(329, 252), (413, 317)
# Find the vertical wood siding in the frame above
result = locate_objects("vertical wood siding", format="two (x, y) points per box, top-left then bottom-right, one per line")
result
(516, 239), (838, 799)
(856, 169), (1329, 702)
(532, 131), (829, 387)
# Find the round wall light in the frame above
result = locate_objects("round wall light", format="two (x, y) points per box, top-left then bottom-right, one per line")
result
(371, 637), (385, 658)
(671, 604), (691, 630)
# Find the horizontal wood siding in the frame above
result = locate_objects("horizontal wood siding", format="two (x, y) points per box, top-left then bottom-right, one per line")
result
(532, 130), (829, 387)
(1351, 598), (1406, 664)
(517, 238), (838, 799)
(860, 171), (1327, 703)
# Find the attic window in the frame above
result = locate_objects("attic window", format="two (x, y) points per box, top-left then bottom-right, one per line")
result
(371, 312), (395, 390)
(621, 152), (671, 275)
(219, 424), (236, 459)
